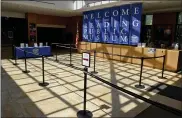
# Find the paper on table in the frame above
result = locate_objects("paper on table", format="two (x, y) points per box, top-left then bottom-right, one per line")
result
(39, 43), (43, 47)
(25, 44), (28, 47)
(34, 43), (38, 47)
(20, 43), (24, 48)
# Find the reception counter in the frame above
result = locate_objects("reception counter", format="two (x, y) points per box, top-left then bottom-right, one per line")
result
(78, 42), (182, 72)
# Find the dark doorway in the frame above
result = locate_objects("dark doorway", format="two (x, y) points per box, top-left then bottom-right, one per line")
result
(37, 27), (67, 45)
(37, 27), (74, 53)
(1, 17), (28, 46)
(1, 17), (28, 59)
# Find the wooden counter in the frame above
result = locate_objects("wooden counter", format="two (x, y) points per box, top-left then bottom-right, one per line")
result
(165, 50), (182, 71)
(154, 49), (166, 69)
(78, 42), (182, 72)
(112, 45), (121, 61)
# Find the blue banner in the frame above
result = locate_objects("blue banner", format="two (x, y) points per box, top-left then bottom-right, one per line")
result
(111, 7), (120, 44)
(129, 3), (142, 45)
(82, 3), (142, 45)
(88, 11), (95, 42)
(102, 8), (111, 43)
(94, 10), (103, 43)
(120, 5), (130, 44)
(83, 11), (89, 42)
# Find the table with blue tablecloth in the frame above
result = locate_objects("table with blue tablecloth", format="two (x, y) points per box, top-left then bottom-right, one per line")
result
(15, 46), (52, 59)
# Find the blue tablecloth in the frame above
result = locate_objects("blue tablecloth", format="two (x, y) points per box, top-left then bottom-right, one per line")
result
(15, 46), (51, 58)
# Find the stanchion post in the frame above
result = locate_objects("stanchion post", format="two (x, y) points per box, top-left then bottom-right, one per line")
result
(69, 43), (73, 66)
(55, 45), (58, 62)
(39, 56), (49, 87)
(83, 67), (87, 114)
(13, 46), (19, 65)
(22, 50), (30, 73)
(91, 50), (98, 74)
(161, 55), (165, 78)
(135, 57), (145, 89)
(158, 55), (167, 79)
(77, 67), (92, 118)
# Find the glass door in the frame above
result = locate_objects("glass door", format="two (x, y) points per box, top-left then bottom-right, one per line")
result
(176, 25), (182, 49)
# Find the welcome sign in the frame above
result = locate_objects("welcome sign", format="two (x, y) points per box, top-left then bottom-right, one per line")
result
(82, 3), (142, 45)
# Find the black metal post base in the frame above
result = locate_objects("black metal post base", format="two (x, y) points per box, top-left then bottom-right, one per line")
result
(158, 76), (167, 79)
(69, 64), (73, 66)
(91, 71), (98, 74)
(77, 110), (93, 118)
(13, 63), (19, 65)
(39, 82), (49, 87)
(55, 59), (59, 62)
(22, 70), (30, 73)
(135, 84), (145, 89)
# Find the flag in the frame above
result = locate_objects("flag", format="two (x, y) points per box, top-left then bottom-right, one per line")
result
(75, 22), (79, 48)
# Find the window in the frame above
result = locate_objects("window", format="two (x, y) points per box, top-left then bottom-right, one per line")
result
(102, 1), (109, 4)
(110, 0), (118, 3)
(145, 15), (153, 25)
(74, 0), (85, 10)
(89, 3), (95, 7)
(178, 12), (182, 24)
(95, 1), (102, 6)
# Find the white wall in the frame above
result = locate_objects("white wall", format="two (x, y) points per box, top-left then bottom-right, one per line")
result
(1, 11), (25, 18)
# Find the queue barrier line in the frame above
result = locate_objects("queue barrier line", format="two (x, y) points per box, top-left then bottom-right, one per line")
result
(12, 46), (180, 116)
(44, 56), (181, 116)
(56, 45), (96, 53)
(52, 43), (76, 46)
(56, 44), (166, 83)
(52, 43), (87, 46)
(86, 71), (181, 116)
(56, 45), (77, 50)
(13, 45), (49, 86)
(56, 44), (165, 60)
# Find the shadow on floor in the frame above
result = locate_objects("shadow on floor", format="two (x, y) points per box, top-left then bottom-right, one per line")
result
(135, 105), (182, 118)
(146, 80), (182, 101)
(1, 67), (46, 117)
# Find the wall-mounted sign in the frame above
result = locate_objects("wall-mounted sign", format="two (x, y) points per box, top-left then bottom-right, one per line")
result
(148, 48), (156, 54)
(82, 3), (142, 45)
(82, 52), (90, 67)
(29, 23), (36, 42)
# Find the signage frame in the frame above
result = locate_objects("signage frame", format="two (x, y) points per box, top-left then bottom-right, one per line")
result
(82, 52), (91, 67)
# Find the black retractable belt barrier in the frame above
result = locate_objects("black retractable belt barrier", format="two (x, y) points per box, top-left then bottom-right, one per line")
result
(22, 50), (30, 73)
(158, 55), (167, 79)
(13, 46), (19, 65)
(135, 57), (145, 89)
(55, 45), (58, 62)
(69, 43), (73, 66)
(39, 56), (49, 87)
(44, 53), (181, 116)
(91, 50), (98, 74)
(77, 67), (93, 118)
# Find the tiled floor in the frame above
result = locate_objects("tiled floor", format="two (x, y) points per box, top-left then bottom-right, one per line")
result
(1, 53), (182, 117)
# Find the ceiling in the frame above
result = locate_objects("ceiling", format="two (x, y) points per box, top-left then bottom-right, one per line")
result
(1, 0), (182, 17)
(1, 1), (80, 17)
(77, 0), (182, 13)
